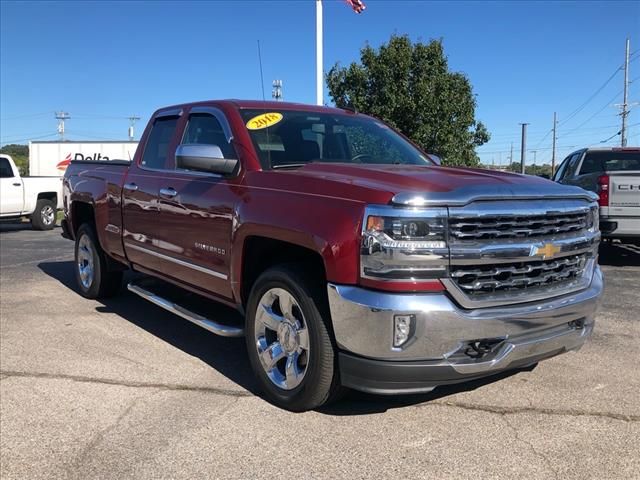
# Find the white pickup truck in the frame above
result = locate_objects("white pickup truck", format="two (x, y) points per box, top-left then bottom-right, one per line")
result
(0, 154), (63, 230)
(554, 147), (640, 245)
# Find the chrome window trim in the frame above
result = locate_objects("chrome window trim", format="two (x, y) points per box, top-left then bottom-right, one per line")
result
(137, 163), (223, 179)
(125, 242), (227, 280)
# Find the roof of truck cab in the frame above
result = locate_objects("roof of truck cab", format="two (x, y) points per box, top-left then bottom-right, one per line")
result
(156, 99), (360, 116)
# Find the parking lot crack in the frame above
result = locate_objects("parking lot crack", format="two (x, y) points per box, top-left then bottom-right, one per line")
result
(0, 369), (252, 398)
(501, 413), (559, 479)
(426, 400), (640, 422)
(66, 392), (150, 477)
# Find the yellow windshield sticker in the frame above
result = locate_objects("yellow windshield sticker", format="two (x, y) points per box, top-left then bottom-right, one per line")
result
(246, 112), (283, 130)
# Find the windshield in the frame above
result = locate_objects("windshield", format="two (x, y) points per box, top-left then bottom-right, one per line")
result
(240, 109), (434, 169)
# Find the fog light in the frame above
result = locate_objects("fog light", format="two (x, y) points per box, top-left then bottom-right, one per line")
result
(393, 315), (415, 348)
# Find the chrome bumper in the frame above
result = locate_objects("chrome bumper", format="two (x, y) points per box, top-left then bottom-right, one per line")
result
(328, 266), (603, 393)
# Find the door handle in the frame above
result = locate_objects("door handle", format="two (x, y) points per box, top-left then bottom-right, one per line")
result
(123, 182), (138, 191)
(13, 183), (21, 186)
(159, 187), (178, 198)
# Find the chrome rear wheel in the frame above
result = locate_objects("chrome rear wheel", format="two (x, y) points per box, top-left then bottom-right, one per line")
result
(77, 233), (95, 289)
(41, 205), (55, 226)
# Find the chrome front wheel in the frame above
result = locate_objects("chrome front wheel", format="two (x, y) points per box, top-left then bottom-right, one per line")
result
(254, 288), (310, 390)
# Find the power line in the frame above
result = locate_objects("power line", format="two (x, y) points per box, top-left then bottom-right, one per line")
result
(0, 131), (57, 141)
(558, 66), (621, 127)
(479, 123), (626, 148)
(599, 130), (621, 143)
(531, 128), (553, 150)
(558, 89), (622, 138)
(0, 112), (50, 121)
(0, 132), (58, 145)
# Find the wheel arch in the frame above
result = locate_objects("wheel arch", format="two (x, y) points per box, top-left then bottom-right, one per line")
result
(236, 235), (328, 309)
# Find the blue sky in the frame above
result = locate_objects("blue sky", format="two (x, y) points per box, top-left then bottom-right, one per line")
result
(1, 0), (639, 166)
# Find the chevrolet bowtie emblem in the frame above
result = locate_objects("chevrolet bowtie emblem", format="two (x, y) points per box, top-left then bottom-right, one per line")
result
(533, 243), (562, 259)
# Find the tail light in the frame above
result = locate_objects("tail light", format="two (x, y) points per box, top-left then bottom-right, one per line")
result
(597, 174), (609, 207)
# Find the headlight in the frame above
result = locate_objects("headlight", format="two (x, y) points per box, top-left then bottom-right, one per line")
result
(360, 206), (449, 290)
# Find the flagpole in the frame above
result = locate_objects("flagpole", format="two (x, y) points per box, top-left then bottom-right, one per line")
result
(316, 0), (323, 106)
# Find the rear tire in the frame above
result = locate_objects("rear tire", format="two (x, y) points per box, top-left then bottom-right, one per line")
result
(74, 224), (123, 299)
(31, 199), (56, 230)
(245, 265), (342, 411)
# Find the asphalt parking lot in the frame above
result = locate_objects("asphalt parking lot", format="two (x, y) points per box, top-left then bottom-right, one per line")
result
(1, 224), (639, 479)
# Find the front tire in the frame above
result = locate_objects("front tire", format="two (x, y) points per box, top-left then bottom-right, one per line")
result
(245, 265), (342, 411)
(74, 224), (123, 299)
(31, 199), (56, 230)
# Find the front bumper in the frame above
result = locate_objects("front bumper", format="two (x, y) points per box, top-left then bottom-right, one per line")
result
(328, 266), (603, 394)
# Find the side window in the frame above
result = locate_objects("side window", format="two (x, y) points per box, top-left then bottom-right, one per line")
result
(140, 116), (179, 169)
(553, 156), (571, 181)
(564, 153), (582, 179)
(558, 152), (582, 180)
(182, 113), (235, 159)
(0, 157), (14, 178)
(579, 154), (603, 175)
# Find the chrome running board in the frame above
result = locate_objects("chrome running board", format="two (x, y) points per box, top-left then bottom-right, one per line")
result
(127, 282), (244, 337)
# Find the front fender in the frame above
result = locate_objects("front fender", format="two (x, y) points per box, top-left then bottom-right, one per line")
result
(230, 194), (365, 300)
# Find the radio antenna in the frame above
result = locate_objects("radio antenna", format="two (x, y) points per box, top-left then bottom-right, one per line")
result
(257, 40), (272, 168)
(257, 40), (266, 102)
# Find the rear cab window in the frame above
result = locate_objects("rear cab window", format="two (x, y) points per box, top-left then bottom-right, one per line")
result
(582, 150), (640, 172)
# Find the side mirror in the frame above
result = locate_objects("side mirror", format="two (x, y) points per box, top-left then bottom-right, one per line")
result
(428, 154), (442, 166)
(175, 144), (238, 175)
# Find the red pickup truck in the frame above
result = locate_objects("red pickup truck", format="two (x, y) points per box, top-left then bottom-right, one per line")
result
(62, 100), (603, 411)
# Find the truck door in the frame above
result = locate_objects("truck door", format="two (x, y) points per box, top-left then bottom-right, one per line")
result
(121, 111), (181, 274)
(0, 156), (24, 215)
(153, 107), (236, 300)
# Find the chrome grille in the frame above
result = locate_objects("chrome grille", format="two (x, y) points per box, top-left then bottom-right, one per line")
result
(449, 211), (589, 240)
(450, 253), (589, 295)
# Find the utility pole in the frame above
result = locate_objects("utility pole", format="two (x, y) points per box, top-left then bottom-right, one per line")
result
(55, 111), (70, 141)
(532, 150), (537, 166)
(272, 80), (283, 101)
(316, 0), (323, 106)
(551, 112), (558, 176)
(621, 37), (630, 147)
(510, 142), (514, 166)
(519, 123), (528, 174)
(127, 115), (140, 141)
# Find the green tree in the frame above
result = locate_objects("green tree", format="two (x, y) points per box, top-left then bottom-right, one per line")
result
(503, 161), (552, 178)
(326, 35), (490, 167)
(0, 144), (29, 175)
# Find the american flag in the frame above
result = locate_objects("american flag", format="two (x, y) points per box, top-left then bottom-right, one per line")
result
(345, 0), (366, 14)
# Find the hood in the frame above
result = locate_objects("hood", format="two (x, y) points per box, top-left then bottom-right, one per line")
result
(249, 163), (596, 206)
